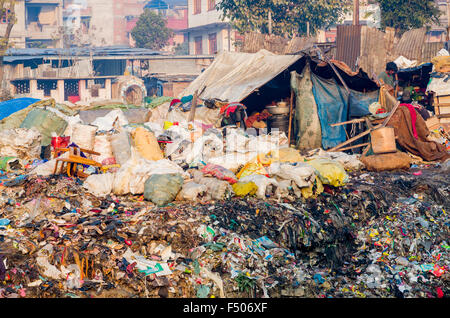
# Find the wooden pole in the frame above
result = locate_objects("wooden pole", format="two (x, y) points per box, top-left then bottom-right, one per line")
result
(188, 90), (198, 123)
(268, 11), (273, 35)
(288, 89), (294, 145)
(353, 0), (360, 26)
(447, 0), (450, 42)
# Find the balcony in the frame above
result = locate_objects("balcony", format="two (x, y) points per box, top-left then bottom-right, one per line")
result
(26, 23), (59, 39)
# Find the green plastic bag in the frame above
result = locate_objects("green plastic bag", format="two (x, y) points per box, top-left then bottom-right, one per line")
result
(20, 109), (67, 146)
(144, 174), (184, 206)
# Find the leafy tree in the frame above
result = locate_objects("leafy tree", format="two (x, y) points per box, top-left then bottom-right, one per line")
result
(0, 0), (16, 83)
(217, 0), (350, 37)
(131, 9), (174, 50)
(376, 0), (441, 32)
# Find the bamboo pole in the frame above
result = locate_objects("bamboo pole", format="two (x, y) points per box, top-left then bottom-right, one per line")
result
(288, 89), (294, 145)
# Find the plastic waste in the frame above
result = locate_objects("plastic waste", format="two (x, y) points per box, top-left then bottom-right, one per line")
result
(83, 173), (115, 197)
(268, 162), (317, 188)
(239, 175), (278, 199)
(0, 128), (42, 160)
(131, 127), (164, 161)
(176, 182), (207, 202)
(144, 173), (184, 206)
(193, 171), (234, 200)
(90, 134), (113, 163)
(232, 181), (258, 197)
(110, 130), (132, 166)
(306, 158), (348, 187)
(201, 163), (237, 184)
(236, 162), (268, 179)
(20, 108), (68, 146)
(71, 123), (98, 152)
(91, 109), (129, 131)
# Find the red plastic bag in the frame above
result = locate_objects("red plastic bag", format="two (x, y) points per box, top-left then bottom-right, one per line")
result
(51, 136), (70, 149)
(201, 163), (238, 184)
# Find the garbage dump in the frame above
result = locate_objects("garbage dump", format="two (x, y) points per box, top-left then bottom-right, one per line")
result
(0, 95), (447, 300)
(2, 42), (450, 301)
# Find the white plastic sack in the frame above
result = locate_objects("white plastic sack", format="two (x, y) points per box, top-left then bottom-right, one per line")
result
(225, 128), (249, 153)
(306, 149), (365, 171)
(91, 109), (129, 131)
(176, 182), (207, 202)
(71, 123), (97, 151)
(83, 173), (115, 197)
(192, 171), (233, 200)
(112, 153), (187, 195)
(239, 174), (279, 199)
(185, 133), (224, 164)
(110, 130), (131, 166)
(268, 162), (316, 188)
(207, 152), (258, 173)
(92, 134), (113, 163)
(63, 114), (82, 137)
(0, 128), (42, 160)
(30, 151), (69, 176)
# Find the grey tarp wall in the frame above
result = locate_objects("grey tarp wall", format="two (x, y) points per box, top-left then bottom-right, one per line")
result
(291, 66), (322, 150)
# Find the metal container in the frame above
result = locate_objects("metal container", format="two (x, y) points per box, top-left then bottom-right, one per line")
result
(370, 126), (396, 154)
(268, 114), (290, 134)
(266, 106), (290, 115)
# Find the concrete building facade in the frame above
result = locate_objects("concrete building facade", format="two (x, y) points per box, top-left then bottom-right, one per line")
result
(185, 0), (236, 55)
(1, 0), (63, 49)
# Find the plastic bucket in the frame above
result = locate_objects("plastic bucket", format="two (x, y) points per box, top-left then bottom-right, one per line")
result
(370, 126), (396, 154)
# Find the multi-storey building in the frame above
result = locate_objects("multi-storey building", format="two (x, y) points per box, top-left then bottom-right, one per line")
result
(1, 0), (63, 49)
(185, 0), (237, 55)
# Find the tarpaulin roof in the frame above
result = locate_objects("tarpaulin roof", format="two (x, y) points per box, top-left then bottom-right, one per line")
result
(0, 98), (40, 121)
(4, 46), (162, 63)
(181, 49), (302, 102)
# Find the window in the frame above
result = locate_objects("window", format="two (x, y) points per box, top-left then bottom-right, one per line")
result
(208, 33), (217, 54)
(1, 9), (11, 24)
(207, 0), (216, 11)
(194, 36), (203, 55)
(94, 78), (106, 89)
(194, 0), (202, 15)
(37, 80), (57, 97)
(14, 81), (30, 95)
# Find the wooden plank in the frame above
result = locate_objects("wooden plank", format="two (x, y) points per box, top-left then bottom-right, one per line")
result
(338, 142), (370, 152)
(328, 125), (380, 152)
(330, 118), (366, 127)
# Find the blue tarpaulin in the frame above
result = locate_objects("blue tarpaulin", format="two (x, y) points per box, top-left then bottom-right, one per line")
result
(310, 73), (378, 150)
(0, 98), (40, 121)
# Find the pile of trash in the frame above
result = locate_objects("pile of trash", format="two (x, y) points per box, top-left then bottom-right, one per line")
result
(0, 98), (449, 298)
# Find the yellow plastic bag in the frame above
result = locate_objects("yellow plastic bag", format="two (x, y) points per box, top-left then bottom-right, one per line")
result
(306, 158), (348, 187)
(131, 127), (164, 161)
(163, 121), (174, 130)
(431, 56), (450, 73)
(232, 181), (258, 197)
(236, 162), (268, 179)
(255, 147), (304, 166)
(300, 176), (324, 199)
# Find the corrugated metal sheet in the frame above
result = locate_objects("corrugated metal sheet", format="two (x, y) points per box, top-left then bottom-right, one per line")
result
(241, 32), (289, 54)
(359, 26), (395, 78)
(284, 36), (316, 54)
(241, 32), (315, 55)
(422, 42), (445, 63)
(335, 25), (361, 72)
(393, 28), (427, 61)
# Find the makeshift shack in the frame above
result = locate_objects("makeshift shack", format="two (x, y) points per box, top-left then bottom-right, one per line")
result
(179, 49), (379, 151)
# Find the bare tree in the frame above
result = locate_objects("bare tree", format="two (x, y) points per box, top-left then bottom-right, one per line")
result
(0, 0), (16, 85)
